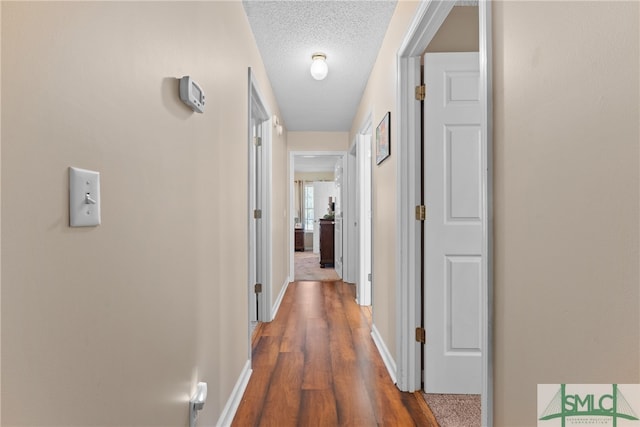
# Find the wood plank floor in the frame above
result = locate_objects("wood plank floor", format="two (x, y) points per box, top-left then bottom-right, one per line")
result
(232, 280), (439, 427)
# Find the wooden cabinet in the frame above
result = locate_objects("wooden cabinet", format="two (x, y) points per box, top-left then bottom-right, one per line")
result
(295, 228), (305, 251)
(319, 219), (335, 268)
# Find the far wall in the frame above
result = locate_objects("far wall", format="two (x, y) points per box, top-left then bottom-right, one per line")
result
(424, 5), (478, 53)
(294, 171), (335, 181)
(288, 131), (349, 152)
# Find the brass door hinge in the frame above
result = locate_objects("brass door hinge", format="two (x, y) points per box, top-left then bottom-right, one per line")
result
(255, 283), (263, 294)
(415, 205), (426, 221)
(415, 84), (426, 101)
(253, 136), (262, 146)
(416, 327), (426, 344)
(254, 209), (262, 219)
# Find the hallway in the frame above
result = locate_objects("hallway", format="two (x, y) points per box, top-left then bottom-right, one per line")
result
(294, 251), (340, 282)
(232, 280), (437, 426)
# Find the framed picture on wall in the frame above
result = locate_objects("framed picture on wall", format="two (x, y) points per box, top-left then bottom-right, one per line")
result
(376, 111), (391, 165)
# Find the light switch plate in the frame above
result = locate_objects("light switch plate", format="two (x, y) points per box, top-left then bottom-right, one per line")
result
(69, 167), (101, 227)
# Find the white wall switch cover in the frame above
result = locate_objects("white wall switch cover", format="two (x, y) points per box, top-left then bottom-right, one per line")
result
(69, 167), (101, 227)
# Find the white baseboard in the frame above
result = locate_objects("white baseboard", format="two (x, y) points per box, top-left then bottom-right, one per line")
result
(371, 324), (397, 384)
(271, 277), (290, 320)
(216, 360), (252, 427)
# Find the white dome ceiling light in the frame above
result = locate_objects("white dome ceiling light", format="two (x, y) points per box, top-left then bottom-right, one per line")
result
(310, 53), (328, 81)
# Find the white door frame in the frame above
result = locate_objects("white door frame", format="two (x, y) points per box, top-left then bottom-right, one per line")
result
(248, 68), (272, 335)
(355, 112), (373, 306)
(334, 156), (345, 278)
(288, 151), (346, 281)
(395, 1), (493, 425)
(342, 141), (361, 288)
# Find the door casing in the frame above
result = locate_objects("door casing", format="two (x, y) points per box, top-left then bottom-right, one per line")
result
(395, 1), (493, 426)
(334, 157), (344, 278)
(345, 145), (358, 285)
(248, 68), (272, 339)
(288, 151), (346, 282)
(351, 112), (373, 306)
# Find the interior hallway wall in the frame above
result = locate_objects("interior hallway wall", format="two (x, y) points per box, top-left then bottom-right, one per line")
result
(1, 2), (285, 425)
(425, 5), (478, 53)
(0, 2), (3, 422)
(350, 0), (420, 365)
(287, 131), (349, 152)
(492, 1), (639, 424)
(294, 171), (335, 181)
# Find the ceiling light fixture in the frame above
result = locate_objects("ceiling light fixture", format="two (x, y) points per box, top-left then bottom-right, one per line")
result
(310, 53), (328, 80)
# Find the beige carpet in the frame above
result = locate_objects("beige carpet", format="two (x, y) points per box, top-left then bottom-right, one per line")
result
(423, 393), (481, 427)
(294, 251), (340, 281)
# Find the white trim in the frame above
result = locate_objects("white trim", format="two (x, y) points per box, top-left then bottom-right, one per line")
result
(371, 325), (397, 384)
(247, 69), (258, 357)
(262, 118), (273, 323)
(395, 46), (423, 395)
(356, 112), (373, 307)
(396, 2), (451, 392)
(271, 277), (290, 320)
(480, 2), (494, 423)
(216, 360), (252, 427)
(344, 141), (358, 285)
(396, 2), (493, 426)
(398, 0), (454, 56)
(248, 68), (272, 351)
(289, 153), (295, 281)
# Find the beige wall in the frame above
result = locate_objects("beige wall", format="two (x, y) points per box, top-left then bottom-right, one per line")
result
(287, 131), (349, 152)
(350, 0), (421, 363)
(294, 172), (335, 181)
(1, 2), (285, 426)
(493, 1), (639, 424)
(353, 1), (639, 426)
(425, 5), (478, 53)
(0, 1), (3, 422)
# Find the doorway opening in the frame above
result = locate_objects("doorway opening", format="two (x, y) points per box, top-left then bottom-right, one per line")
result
(396, 2), (492, 426)
(288, 144), (373, 328)
(345, 114), (373, 306)
(248, 69), (272, 351)
(289, 151), (345, 283)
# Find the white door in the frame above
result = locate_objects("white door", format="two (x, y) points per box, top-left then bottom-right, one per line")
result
(424, 52), (482, 394)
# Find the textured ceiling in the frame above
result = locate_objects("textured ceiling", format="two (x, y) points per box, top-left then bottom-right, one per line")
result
(243, 0), (398, 132)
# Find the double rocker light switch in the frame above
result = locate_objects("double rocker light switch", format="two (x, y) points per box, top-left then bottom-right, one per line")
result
(69, 167), (101, 227)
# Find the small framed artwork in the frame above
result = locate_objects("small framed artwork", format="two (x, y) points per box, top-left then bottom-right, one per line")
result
(376, 111), (391, 165)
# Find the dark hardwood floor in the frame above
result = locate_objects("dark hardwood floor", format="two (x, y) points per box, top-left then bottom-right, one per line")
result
(232, 280), (438, 427)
